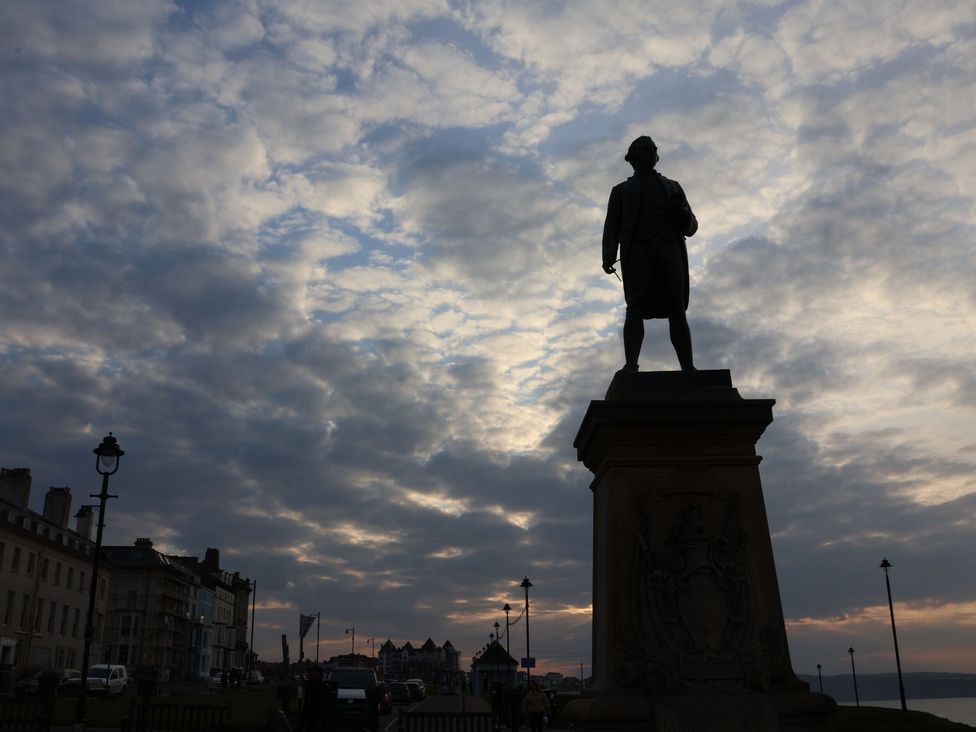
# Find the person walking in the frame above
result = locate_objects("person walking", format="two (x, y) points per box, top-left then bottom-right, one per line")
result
(521, 682), (549, 732)
(297, 665), (336, 732)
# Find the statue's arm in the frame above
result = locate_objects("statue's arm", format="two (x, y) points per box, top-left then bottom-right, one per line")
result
(602, 186), (622, 272)
(675, 181), (698, 237)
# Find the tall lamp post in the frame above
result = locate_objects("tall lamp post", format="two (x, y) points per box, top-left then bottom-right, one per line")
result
(848, 647), (859, 707)
(345, 627), (355, 655)
(494, 622), (500, 648)
(520, 577), (532, 686)
(503, 603), (512, 658)
(74, 433), (124, 728)
(880, 558), (908, 711)
(816, 663), (823, 693)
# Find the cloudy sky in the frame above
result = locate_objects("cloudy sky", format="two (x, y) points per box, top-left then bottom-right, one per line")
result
(2, 0), (975, 680)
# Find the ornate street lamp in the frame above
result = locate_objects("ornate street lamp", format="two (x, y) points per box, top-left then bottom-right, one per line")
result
(816, 663), (823, 693)
(74, 432), (124, 728)
(521, 576), (533, 685)
(880, 558), (908, 711)
(848, 647), (859, 707)
(345, 627), (355, 654)
(503, 603), (512, 658)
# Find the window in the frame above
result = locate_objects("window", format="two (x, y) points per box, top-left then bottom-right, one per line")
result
(34, 599), (44, 630)
(126, 589), (137, 609)
(47, 602), (57, 634)
(66, 567), (74, 590)
(54, 562), (62, 586)
(118, 645), (129, 665)
(79, 571), (85, 593)
(67, 649), (76, 668)
(72, 608), (80, 638)
(120, 615), (140, 639)
(56, 647), (65, 669)
(99, 577), (106, 599)
(3, 590), (13, 625)
(26, 552), (35, 576)
(40, 557), (49, 581)
(11, 547), (21, 573)
(20, 595), (30, 628)
(0, 541), (5, 570)
(60, 605), (69, 635)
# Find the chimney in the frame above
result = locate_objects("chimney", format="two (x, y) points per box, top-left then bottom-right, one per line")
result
(0, 467), (31, 509)
(203, 547), (220, 573)
(75, 505), (94, 540)
(43, 486), (72, 528)
(134, 538), (154, 548)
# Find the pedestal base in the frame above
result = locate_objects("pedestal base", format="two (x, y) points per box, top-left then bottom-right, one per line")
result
(569, 370), (835, 731)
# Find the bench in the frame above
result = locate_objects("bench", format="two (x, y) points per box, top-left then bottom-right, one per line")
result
(120, 701), (232, 732)
(0, 698), (52, 732)
(397, 711), (498, 732)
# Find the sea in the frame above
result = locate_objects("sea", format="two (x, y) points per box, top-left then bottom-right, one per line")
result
(840, 697), (976, 727)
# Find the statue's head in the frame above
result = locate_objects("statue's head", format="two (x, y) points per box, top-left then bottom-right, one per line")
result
(625, 136), (659, 169)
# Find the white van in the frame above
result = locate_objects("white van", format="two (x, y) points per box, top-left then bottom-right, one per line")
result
(87, 664), (128, 695)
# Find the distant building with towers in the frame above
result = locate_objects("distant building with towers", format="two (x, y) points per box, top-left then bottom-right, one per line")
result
(377, 637), (459, 688)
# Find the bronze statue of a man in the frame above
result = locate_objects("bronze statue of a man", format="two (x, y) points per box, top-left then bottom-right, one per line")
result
(602, 136), (698, 372)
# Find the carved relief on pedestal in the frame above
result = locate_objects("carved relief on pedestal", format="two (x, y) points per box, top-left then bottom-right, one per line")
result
(615, 490), (771, 695)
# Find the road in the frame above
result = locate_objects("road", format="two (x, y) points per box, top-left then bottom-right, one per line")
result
(381, 694), (489, 731)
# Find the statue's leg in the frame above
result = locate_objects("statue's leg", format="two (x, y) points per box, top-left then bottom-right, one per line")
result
(669, 311), (696, 371)
(623, 307), (643, 371)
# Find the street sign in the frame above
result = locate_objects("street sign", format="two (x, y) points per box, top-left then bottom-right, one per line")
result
(521, 657), (536, 668)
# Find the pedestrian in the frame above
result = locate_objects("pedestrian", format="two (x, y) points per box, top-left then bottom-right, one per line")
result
(297, 665), (336, 732)
(521, 682), (549, 732)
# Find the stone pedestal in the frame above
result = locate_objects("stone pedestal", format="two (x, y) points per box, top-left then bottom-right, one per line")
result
(565, 370), (834, 732)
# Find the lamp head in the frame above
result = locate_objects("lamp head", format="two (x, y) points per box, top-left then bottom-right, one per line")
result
(94, 432), (124, 476)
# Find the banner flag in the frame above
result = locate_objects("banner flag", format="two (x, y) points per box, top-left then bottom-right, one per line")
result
(299, 613), (316, 639)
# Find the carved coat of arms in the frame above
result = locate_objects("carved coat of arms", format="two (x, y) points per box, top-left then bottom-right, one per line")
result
(617, 492), (771, 694)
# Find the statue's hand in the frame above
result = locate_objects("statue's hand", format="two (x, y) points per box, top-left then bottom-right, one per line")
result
(603, 263), (617, 275)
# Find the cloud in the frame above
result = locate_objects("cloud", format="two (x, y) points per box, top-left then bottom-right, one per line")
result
(1, 0), (975, 679)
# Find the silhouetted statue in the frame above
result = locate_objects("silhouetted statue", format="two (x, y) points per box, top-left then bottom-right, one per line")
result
(602, 136), (698, 371)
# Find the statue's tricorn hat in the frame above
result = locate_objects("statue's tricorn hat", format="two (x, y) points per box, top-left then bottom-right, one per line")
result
(625, 135), (657, 163)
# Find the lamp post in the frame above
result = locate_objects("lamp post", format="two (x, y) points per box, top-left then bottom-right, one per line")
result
(345, 627), (355, 655)
(365, 637), (375, 658)
(494, 622), (500, 648)
(880, 558), (908, 711)
(520, 576), (532, 686)
(74, 432), (124, 729)
(816, 663), (823, 693)
(848, 647), (859, 707)
(503, 603), (512, 658)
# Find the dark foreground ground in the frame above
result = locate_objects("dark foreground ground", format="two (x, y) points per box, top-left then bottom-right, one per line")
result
(35, 690), (976, 731)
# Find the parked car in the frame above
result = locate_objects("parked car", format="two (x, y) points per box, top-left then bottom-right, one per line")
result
(388, 681), (412, 705)
(405, 681), (423, 701)
(15, 669), (82, 697)
(406, 679), (426, 699)
(86, 664), (128, 695)
(248, 670), (264, 685)
(327, 667), (380, 730)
